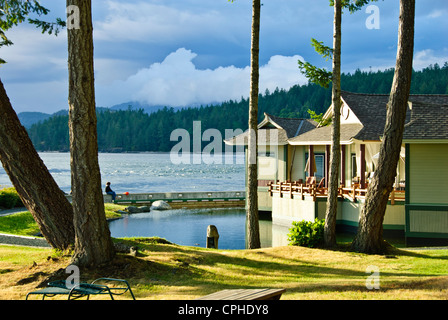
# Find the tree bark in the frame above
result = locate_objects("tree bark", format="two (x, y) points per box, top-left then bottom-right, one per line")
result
(351, 0), (415, 254)
(246, 0), (261, 249)
(0, 79), (75, 250)
(324, 0), (342, 248)
(67, 0), (115, 266)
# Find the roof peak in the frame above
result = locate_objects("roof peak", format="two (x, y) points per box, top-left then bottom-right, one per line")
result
(341, 90), (448, 98)
(265, 112), (309, 121)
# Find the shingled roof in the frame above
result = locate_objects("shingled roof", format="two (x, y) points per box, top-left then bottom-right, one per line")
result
(265, 113), (317, 139)
(340, 91), (448, 141)
(288, 123), (364, 145)
(223, 113), (317, 146)
(403, 102), (448, 140)
(224, 92), (448, 146)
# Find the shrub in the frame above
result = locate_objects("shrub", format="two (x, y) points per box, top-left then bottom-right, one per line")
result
(287, 218), (325, 248)
(0, 187), (24, 209)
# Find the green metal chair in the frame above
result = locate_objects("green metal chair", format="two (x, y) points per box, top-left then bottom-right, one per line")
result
(26, 278), (135, 300)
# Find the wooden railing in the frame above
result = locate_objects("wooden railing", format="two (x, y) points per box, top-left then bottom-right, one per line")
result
(268, 180), (405, 204)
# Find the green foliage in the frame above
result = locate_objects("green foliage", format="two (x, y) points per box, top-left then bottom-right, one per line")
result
(287, 218), (325, 248)
(298, 38), (334, 88)
(307, 109), (331, 126)
(0, 187), (23, 209)
(329, 0), (380, 13)
(300, 0), (381, 86)
(311, 38), (333, 60)
(0, 0), (65, 64)
(298, 60), (332, 88)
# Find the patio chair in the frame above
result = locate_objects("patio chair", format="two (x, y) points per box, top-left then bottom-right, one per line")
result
(317, 177), (325, 188)
(305, 176), (316, 186)
(26, 278), (135, 300)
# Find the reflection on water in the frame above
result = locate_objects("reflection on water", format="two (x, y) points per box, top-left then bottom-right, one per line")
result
(108, 207), (290, 250)
(108, 206), (408, 249)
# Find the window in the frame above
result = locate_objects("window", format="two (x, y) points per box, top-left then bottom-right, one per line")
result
(305, 153), (325, 180)
(351, 154), (357, 179)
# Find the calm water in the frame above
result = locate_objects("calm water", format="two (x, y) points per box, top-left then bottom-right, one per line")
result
(108, 207), (285, 250)
(109, 207), (247, 249)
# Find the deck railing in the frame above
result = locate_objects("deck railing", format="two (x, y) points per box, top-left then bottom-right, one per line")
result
(268, 180), (405, 204)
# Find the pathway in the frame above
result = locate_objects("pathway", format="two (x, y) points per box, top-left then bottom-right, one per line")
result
(0, 207), (50, 248)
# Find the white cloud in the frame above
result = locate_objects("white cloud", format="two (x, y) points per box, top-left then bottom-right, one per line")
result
(1, 26), (67, 80)
(96, 48), (307, 108)
(94, 1), (248, 45)
(413, 49), (448, 70)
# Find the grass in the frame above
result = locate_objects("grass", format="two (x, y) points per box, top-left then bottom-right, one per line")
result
(1, 204), (448, 300)
(0, 203), (125, 236)
(1, 238), (448, 300)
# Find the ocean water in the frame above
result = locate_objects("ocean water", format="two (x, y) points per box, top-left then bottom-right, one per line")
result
(0, 152), (246, 194)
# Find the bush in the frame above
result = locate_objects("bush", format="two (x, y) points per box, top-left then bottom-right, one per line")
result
(287, 218), (325, 248)
(0, 187), (24, 209)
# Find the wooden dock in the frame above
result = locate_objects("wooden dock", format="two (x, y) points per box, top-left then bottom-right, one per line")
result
(106, 191), (245, 208)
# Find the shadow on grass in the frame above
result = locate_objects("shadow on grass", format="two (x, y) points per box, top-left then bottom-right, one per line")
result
(15, 237), (448, 300)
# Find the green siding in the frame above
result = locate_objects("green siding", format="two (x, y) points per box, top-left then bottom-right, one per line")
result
(409, 144), (448, 205)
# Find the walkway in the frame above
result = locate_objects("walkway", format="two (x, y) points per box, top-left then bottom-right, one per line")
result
(0, 207), (50, 248)
(0, 207), (28, 217)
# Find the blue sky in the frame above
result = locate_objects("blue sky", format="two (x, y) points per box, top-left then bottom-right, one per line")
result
(1, 0), (447, 114)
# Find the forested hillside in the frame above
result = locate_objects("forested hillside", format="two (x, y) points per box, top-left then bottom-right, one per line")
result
(27, 63), (448, 152)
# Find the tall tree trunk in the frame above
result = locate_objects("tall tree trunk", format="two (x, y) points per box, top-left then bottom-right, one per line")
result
(0, 79), (75, 249)
(246, 0), (261, 249)
(67, 0), (115, 266)
(324, 0), (342, 248)
(351, 0), (415, 254)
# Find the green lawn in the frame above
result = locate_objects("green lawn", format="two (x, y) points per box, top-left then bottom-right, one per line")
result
(1, 238), (448, 300)
(0, 203), (124, 236)
(1, 205), (448, 300)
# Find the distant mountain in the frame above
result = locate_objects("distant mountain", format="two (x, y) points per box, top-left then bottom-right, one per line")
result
(18, 102), (175, 128)
(18, 112), (52, 128)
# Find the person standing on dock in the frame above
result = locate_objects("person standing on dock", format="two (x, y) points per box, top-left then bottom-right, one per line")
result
(105, 182), (116, 201)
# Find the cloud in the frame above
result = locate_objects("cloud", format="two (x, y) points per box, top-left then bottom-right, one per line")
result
(413, 49), (448, 70)
(96, 48), (307, 108)
(94, 1), (249, 45)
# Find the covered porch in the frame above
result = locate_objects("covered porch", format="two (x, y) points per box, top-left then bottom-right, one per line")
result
(272, 138), (406, 204)
(267, 179), (405, 204)
(267, 138), (407, 240)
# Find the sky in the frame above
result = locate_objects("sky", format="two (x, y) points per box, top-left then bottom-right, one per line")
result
(0, 0), (447, 114)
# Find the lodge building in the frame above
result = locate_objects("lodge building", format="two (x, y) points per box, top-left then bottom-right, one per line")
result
(225, 91), (448, 246)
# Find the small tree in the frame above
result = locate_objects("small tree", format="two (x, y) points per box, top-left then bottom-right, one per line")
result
(324, 0), (342, 248)
(228, 0), (261, 249)
(299, 0), (378, 248)
(246, 0), (262, 249)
